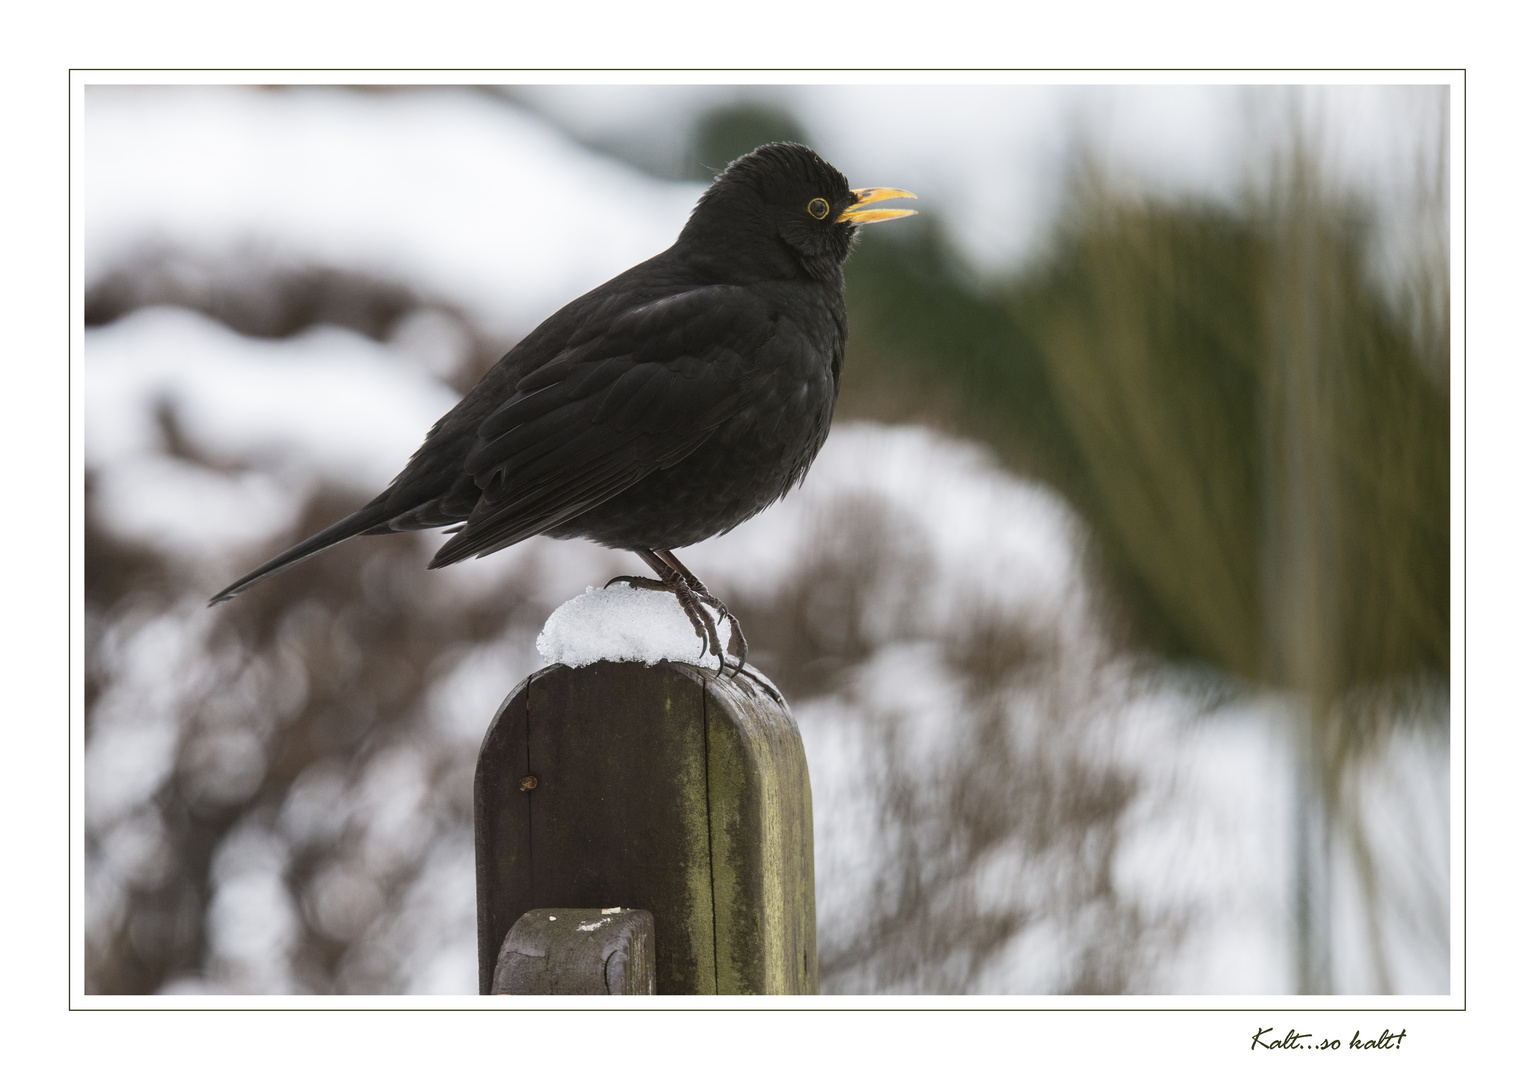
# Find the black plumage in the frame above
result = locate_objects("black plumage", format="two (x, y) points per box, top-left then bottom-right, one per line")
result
(210, 143), (916, 669)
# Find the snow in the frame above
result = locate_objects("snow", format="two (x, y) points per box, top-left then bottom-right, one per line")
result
(206, 821), (303, 993)
(85, 86), (701, 338)
(85, 85), (1446, 333)
(92, 453), (299, 562)
(84, 304), (463, 572)
(687, 423), (1088, 638)
(86, 305), (460, 485)
(535, 582), (733, 669)
(1110, 692), (1298, 992)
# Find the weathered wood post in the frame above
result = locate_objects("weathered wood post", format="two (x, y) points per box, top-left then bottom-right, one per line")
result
(491, 907), (657, 994)
(475, 660), (817, 994)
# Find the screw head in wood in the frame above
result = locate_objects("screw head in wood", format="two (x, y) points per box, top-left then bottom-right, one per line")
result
(519, 775), (538, 791)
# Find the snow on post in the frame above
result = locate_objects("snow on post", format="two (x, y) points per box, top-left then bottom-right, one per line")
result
(534, 581), (737, 669)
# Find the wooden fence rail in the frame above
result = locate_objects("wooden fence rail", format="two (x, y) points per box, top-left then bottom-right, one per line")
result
(474, 660), (817, 995)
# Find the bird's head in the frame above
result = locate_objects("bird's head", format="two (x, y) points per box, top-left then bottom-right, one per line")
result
(678, 142), (916, 285)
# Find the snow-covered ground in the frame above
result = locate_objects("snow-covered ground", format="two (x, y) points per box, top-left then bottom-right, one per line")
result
(80, 84), (1450, 995)
(85, 86), (698, 339)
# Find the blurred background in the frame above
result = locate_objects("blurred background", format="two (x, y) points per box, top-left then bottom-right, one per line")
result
(81, 83), (1451, 995)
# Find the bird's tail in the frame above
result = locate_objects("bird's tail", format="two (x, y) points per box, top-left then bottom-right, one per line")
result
(208, 498), (397, 606)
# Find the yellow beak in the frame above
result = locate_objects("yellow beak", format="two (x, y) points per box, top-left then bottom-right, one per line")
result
(838, 187), (918, 225)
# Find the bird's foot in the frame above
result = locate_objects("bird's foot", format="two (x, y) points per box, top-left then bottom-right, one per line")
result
(651, 555), (747, 677)
(628, 550), (748, 677)
(695, 590), (747, 677)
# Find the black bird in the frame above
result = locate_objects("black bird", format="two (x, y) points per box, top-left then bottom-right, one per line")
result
(210, 143), (916, 671)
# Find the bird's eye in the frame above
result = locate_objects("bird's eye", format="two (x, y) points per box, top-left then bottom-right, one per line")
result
(807, 198), (830, 220)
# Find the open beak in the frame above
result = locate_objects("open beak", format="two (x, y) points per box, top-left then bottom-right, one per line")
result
(838, 187), (918, 225)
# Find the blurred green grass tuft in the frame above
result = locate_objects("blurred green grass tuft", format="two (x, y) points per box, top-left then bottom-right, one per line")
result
(841, 154), (1449, 720)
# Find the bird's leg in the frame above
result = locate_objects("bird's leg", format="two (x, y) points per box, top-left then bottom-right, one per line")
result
(636, 548), (725, 668)
(654, 549), (748, 677)
(613, 555), (775, 699)
(629, 547), (737, 674)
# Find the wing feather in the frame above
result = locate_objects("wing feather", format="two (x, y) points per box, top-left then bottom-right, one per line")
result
(432, 284), (772, 563)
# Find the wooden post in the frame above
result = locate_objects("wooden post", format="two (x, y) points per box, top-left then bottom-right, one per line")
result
(474, 660), (817, 995)
(492, 908), (656, 994)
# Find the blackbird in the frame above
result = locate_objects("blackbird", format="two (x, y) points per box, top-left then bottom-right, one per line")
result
(210, 142), (916, 671)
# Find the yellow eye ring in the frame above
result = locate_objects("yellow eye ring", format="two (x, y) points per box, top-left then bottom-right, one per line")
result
(807, 198), (830, 220)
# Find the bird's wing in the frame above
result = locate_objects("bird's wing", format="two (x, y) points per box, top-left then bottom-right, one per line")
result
(427, 285), (770, 566)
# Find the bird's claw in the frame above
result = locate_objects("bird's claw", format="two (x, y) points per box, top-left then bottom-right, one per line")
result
(682, 587), (746, 677)
(720, 608), (747, 677)
(604, 574), (668, 591)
